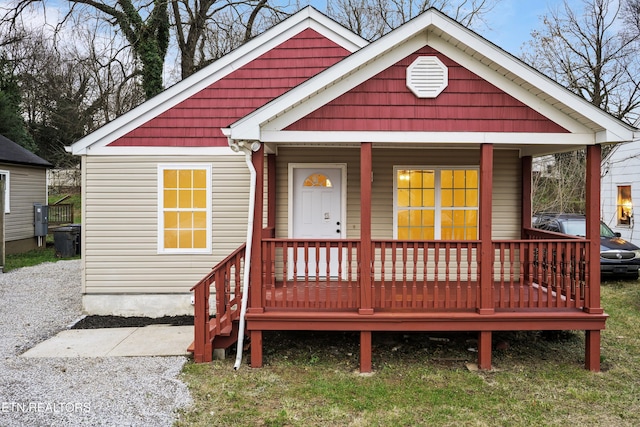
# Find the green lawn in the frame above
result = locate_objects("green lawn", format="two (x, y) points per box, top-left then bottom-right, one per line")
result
(176, 278), (640, 427)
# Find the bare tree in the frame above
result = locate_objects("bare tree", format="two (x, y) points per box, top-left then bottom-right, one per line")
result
(326, 0), (498, 40)
(1, 18), (143, 166)
(3, 1), (290, 94)
(532, 153), (587, 214)
(524, 0), (640, 214)
(3, 0), (170, 99)
(523, 0), (640, 122)
(170, 0), (287, 79)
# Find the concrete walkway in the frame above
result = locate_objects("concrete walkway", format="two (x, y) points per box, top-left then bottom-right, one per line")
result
(21, 325), (193, 358)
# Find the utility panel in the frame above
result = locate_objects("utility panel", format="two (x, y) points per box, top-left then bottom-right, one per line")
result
(34, 203), (48, 237)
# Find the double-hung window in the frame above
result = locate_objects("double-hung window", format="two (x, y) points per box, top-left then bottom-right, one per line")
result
(394, 167), (478, 240)
(158, 164), (211, 253)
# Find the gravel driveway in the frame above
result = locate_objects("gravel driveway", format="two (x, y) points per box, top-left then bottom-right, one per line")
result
(0, 260), (192, 426)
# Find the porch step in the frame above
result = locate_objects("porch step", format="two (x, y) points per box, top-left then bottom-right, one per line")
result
(219, 324), (233, 336)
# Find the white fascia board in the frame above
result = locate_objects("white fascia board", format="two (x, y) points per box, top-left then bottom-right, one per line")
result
(263, 36), (428, 135)
(229, 13), (439, 141)
(304, 7), (368, 51)
(427, 22), (635, 141)
(230, 8), (635, 144)
(70, 7), (367, 156)
(261, 130), (594, 145)
(83, 145), (240, 156)
(427, 38), (590, 134)
(82, 146), (242, 157)
(595, 129), (638, 144)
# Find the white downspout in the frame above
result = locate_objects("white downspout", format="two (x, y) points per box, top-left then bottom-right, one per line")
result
(230, 140), (260, 370)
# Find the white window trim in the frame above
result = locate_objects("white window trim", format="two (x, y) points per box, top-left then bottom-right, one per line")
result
(157, 164), (212, 254)
(393, 165), (478, 239)
(616, 183), (633, 228)
(0, 170), (9, 214)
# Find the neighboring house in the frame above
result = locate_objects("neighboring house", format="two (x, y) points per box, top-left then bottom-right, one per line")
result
(0, 134), (52, 255)
(602, 141), (640, 245)
(68, 7), (638, 372)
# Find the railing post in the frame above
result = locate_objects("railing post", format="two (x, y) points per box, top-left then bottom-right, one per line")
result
(359, 142), (373, 315)
(585, 144), (603, 372)
(585, 144), (602, 315)
(193, 280), (211, 363)
(250, 144), (265, 314)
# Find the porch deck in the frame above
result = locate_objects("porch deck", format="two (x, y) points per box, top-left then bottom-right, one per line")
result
(191, 230), (606, 372)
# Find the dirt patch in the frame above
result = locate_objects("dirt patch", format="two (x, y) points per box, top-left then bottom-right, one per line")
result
(71, 315), (194, 329)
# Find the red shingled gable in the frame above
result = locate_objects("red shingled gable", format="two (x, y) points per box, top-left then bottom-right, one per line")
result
(285, 46), (569, 133)
(109, 28), (351, 147)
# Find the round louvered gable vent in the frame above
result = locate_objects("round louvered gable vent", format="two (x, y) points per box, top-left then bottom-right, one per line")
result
(406, 56), (448, 98)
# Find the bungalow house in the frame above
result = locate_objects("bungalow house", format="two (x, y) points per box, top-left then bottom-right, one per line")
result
(601, 140), (640, 245)
(0, 134), (52, 257)
(68, 7), (638, 372)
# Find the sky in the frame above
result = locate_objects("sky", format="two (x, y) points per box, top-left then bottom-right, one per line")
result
(482, 0), (554, 54)
(308, 0), (585, 56)
(3, 0), (585, 57)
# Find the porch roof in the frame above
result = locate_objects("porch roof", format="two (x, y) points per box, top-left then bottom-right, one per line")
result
(227, 9), (638, 158)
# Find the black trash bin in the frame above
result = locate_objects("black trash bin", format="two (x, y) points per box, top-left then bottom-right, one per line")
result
(53, 225), (81, 258)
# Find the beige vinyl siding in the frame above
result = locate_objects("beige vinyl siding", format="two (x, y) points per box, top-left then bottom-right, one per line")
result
(0, 163), (47, 242)
(275, 147), (521, 241)
(83, 155), (250, 294)
(492, 149), (521, 240)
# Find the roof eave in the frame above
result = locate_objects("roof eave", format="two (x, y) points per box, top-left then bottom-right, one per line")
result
(228, 8), (637, 144)
(69, 6), (368, 155)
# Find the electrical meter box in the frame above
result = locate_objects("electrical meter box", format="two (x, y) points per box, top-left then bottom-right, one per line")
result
(34, 203), (49, 237)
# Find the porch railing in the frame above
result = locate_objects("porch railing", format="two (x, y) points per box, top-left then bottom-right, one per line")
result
(191, 234), (590, 360)
(190, 244), (245, 363)
(256, 236), (588, 311)
(261, 239), (361, 309)
(372, 240), (479, 310)
(492, 239), (587, 309)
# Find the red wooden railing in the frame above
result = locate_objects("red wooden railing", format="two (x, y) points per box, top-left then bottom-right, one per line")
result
(492, 239), (587, 309)
(190, 244), (245, 363)
(191, 233), (591, 360)
(371, 240), (479, 310)
(261, 239), (361, 309)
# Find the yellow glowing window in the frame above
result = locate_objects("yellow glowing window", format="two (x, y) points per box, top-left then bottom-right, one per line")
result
(159, 165), (211, 253)
(617, 185), (632, 227)
(396, 168), (478, 240)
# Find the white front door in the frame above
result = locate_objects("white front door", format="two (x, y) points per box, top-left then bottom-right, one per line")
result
(290, 165), (345, 278)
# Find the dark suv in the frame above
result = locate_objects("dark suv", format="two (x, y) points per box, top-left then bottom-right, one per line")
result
(533, 213), (640, 279)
